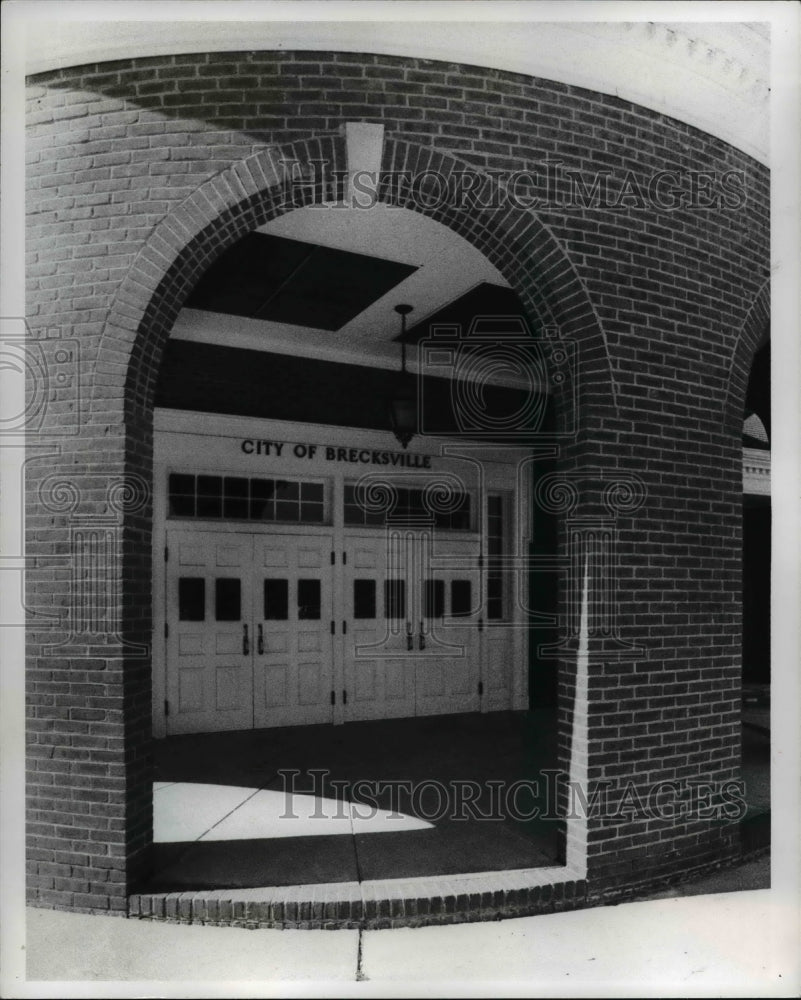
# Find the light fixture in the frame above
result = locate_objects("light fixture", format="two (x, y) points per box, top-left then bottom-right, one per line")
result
(389, 304), (416, 449)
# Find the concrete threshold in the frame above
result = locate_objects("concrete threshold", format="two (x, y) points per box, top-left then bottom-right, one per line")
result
(129, 863), (588, 930)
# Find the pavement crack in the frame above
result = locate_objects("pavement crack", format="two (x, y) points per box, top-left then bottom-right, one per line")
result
(196, 786), (262, 841)
(355, 926), (368, 981)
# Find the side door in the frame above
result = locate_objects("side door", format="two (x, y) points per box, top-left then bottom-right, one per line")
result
(165, 528), (254, 735)
(252, 532), (335, 728)
(414, 533), (482, 717)
(342, 530), (416, 722)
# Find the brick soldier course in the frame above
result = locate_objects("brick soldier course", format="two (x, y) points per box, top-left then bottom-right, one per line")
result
(25, 51), (769, 919)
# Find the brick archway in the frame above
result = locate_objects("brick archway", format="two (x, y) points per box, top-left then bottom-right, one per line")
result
(99, 137), (615, 418)
(92, 132), (615, 898)
(724, 277), (770, 434)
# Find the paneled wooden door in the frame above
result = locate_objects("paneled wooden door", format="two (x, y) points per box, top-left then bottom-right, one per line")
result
(341, 530), (482, 721)
(165, 528), (335, 734)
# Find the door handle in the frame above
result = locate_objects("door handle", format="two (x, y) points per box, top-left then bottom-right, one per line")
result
(243, 623), (250, 655)
(419, 620), (425, 650)
(257, 623), (264, 655)
(406, 621), (414, 651)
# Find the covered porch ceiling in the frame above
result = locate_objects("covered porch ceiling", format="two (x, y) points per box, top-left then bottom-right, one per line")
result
(172, 203), (526, 374)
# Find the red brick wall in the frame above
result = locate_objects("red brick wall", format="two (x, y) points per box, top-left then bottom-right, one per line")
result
(25, 50), (769, 912)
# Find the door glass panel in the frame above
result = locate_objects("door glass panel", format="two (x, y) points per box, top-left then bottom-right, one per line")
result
(215, 577), (241, 621)
(384, 579), (406, 619)
(264, 578), (289, 620)
(487, 492), (509, 620)
(423, 578), (445, 619)
(298, 578), (321, 620)
(451, 579), (472, 616)
(178, 577), (205, 620)
(353, 579), (376, 619)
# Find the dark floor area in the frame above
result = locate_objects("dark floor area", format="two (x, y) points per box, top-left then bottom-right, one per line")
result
(146, 710), (562, 891)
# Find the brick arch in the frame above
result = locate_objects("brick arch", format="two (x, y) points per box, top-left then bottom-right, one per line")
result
(98, 136), (616, 428)
(380, 137), (616, 403)
(95, 131), (615, 893)
(724, 277), (770, 435)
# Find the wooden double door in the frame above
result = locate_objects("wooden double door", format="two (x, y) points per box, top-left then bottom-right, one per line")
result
(165, 528), (334, 734)
(341, 530), (482, 722)
(165, 527), (490, 734)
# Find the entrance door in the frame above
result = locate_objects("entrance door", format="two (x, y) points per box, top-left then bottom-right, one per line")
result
(415, 534), (482, 717)
(253, 533), (335, 728)
(165, 528), (335, 735)
(166, 529), (254, 734)
(342, 531), (416, 721)
(342, 531), (481, 721)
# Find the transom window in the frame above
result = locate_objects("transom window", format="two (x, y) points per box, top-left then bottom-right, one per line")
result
(343, 483), (472, 530)
(168, 473), (326, 524)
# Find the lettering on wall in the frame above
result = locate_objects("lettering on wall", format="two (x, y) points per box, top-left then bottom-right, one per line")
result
(240, 439), (433, 468)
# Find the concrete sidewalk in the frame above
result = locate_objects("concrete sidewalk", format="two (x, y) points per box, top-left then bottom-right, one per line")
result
(16, 886), (798, 996)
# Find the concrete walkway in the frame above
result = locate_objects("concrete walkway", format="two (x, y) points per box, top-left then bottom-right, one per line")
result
(16, 885), (798, 996)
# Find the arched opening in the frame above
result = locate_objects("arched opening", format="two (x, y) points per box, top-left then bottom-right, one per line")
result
(147, 210), (581, 885)
(100, 135), (613, 895)
(742, 337), (770, 687)
(741, 334), (770, 855)
(726, 283), (771, 859)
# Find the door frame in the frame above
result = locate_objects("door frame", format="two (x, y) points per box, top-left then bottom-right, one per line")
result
(152, 409), (531, 737)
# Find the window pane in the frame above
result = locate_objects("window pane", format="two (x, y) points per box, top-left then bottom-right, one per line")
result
(343, 484), (365, 525)
(301, 482), (324, 503)
(384, 579), (406, 619)
(170, 493), (196, 517)
(298, 579), (321, 620)
(451, 494), (471, 530)
(276, 500), (300, 521)
(451, 579), (472, 616)
(423, 578), (445, 619)
(353, 579), (376, 619)
(169, 474), (195, 517)
(487, 596), (504, 620)
(223, 477), (249, 519)
(300, 502), (324, 523)
(275, 480), (299, 501)
(215, 578), (241, 621)
(487, 575), (503, 621)
(487, 493), (508, 619)
(170, 473), (195, 495)
(344, 504), (363, 525)
(250, 479), (276, 520)
(197, 476), (222, 518)
(178, 577), (205, 620)
(264, 578), (289, 620)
